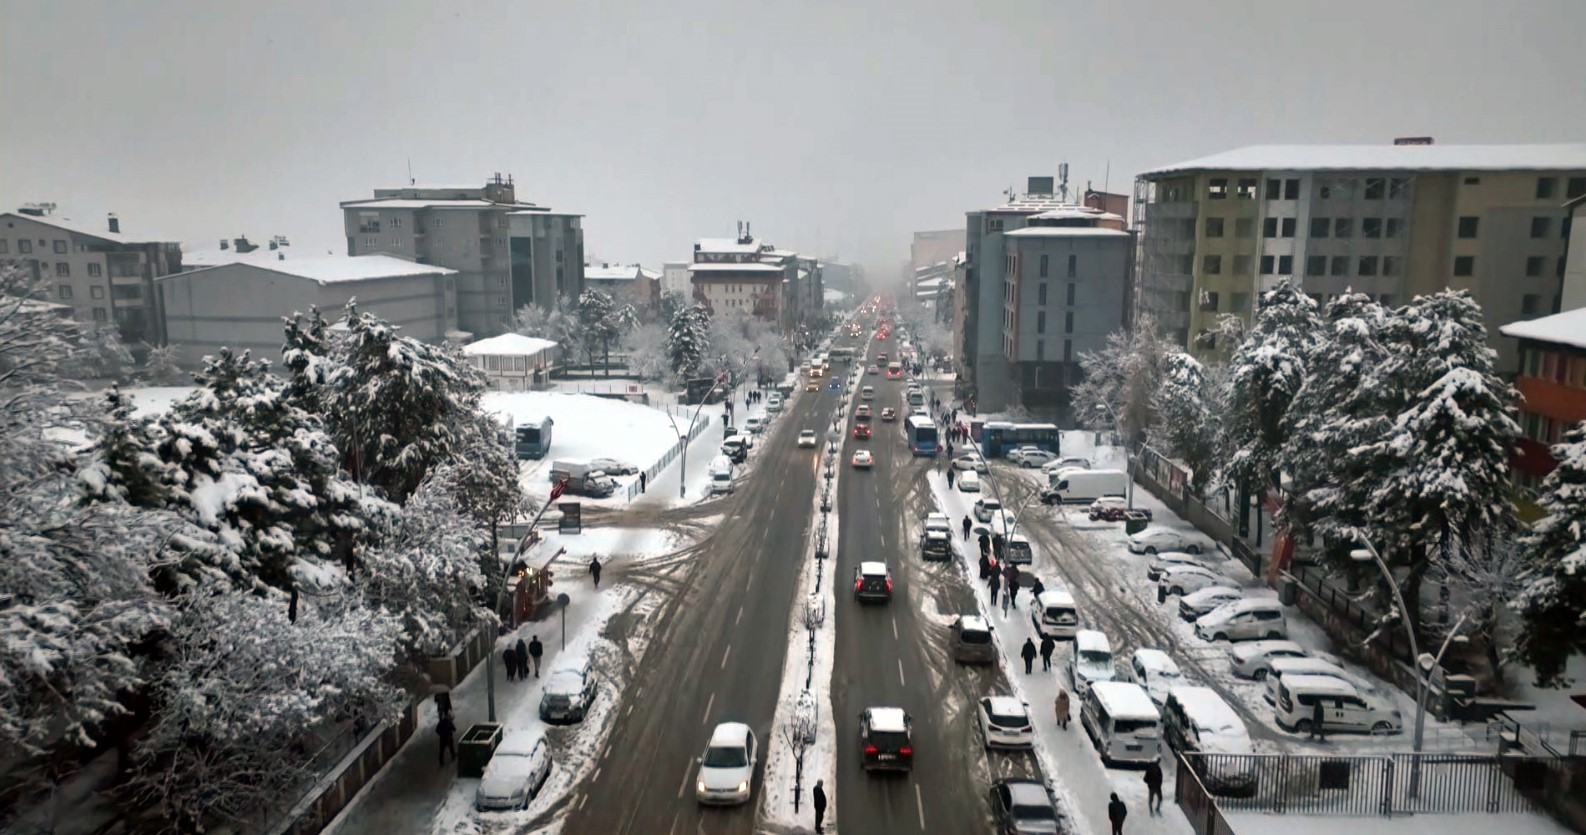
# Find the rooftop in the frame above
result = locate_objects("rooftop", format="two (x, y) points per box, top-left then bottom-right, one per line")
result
(3, 210), (170, 245)
(463, 333), (558, 356)
(162, 254), (456, 285)
(866, 707), (908, 732)
(1088, 681), (1160, 717)
(1031, 206), (1124, 222)
(341, 198), (541, 210)
(1141, 143), (1586, 176)
(708, 721), (751, 747)
(1500, 307), (1586, 350)
(697, 237), (764, 254)
(689, 262), (784, 273)
(1004, 226), (1131, 238)
(584, 264), (645, 281)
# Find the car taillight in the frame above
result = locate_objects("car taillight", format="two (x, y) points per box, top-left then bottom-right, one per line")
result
(856, 578), (864, 591)
(899, 746), (913, 757)
(864, 745), (877, 756)
(886, 578), (893, 592)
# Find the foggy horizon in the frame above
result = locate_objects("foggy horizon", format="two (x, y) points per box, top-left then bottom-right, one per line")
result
(3, 0), (1583, 281)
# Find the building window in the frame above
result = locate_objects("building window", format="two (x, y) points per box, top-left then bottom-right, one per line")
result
(1066, 254), (1077, 278)
(1358, 256), (1378, 276)
(1567, 178), (1586, 199)
(1260, 255), (1275, 275)
(57, 284), (72, 300)
(1281, 217), (1296, 238)
(1232, 255), (1252, 275)
(1203, 255), (1222, 275)
(1334, 218), (1352, 238)
(1530, 216), (1551, 238)
(56, 262), (70, 276)
(1230, 292), (1251, 314)
(1208, 178), (1228, 199)
(92, 307), (107, 321)
(1310, 217), (1329, 238)
(1038, 282), (1048, 305)
(1036, 340), (1044, 361)
(1453, 255), (1475, 277)
(1286, 179), (1300, 199)
(88, 262), (102, 277)
(1389, 178), (1409, 198)
(1201, 291), (1220, 311)
(1317, 179), (1333, 199)
(1535, 177), (1557, 199)
(1363, 218), (1382, 238)
(1522, 294), (1542, 315)
(1278, 255), (1293, 275)
(0, 239), (7, 253)
(1526, 255), (1546, 277)
(1331, 256), (1349, 277)
(1205, 217), (1224, 237)
(1364, 178), (1385, 199)
(1266, 179), (1282, 200)
(90, 285), (104, 299)
(1036, 311), (1046, 334)
(18, 239), (31, 254)
(1064, 311), (1074, 333)
(1306, 255), (1327, 276)
(1263, 217), (1277, 238)
(1236, 178), (1257, 199)
(1066, 283), (1075, 305)
(1464, 176), (1481, 185)
(1063, 339), (1072, 361)
(1457, 216), (1479, 238)
(1039, 254), (1049, 277)
(1383, 256), (1401, 276)
(1386, 218), (1403, 238)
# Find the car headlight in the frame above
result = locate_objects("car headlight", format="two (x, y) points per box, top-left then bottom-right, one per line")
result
(737, 780), (749, 793)
(697, 780), (706, 794)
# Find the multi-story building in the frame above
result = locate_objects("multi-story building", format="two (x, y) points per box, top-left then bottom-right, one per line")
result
(661, 261), (691, 298)
(911, 228), (966, 277)
(689, 224), (810, 331)
(583, 263), (661, 314)
(339, 174), (584, 338)
(1135, 142), (1586, 368)
(961, 176), (1132, 413)
(157, 255), (458, 367)
(1500, 308), (1586, 489)
(1563, 195), (1586, 311)
(1, 206), (180, 345)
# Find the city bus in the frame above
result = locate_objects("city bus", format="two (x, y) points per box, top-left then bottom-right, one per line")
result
(904, 415), (939, 457)
(829, 347), (854, 364)
(886, 361), (904, 379)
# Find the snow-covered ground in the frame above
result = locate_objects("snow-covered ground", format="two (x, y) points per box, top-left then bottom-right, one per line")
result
(125, 385), (196, 415)
(532, 525), (682, 568)
(1224, 811), (1574, 835)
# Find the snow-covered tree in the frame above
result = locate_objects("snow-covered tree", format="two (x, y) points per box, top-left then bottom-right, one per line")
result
(622, 322), (671, 382)
(139, 341), (185, 385)
(514, 297), (581, 372)
(1217, 280), (1320, 493)
(1071, 314), (1173, 445)
(428, 414), (525, 572)
(1151, 351), (1221, 495)
(576, 289), (638, 377)
(1438, 529), (1528, 682)
(281, 306), (336, 416)
(667, 302), (711, 379)
(707, 311), (788, 387)
(127, 587), (404, 830)
(67, 325), (135, 382)
(658, 290), (689, 326)
(1517, 422), (1586, 685)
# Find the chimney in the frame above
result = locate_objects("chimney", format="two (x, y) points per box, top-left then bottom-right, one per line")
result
(234, 236), (258, 254)
(107, 213), (120, 234)
(269, 240), (278, 250)
(220, 239), (229, 250)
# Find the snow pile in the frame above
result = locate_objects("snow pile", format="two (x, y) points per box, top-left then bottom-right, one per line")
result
(1223, 811), (1573, 835)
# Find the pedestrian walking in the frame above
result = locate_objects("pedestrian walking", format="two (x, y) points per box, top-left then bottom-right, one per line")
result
(436, 712), (457, 767)
(503, 645), (518, 682)
(1055, 688), (1071, 729)
(434, 688), (453, 719)
(962, 515), (972, 540)
(528, 634), (544, 678)
(947, 467), (955, 489)
(1001, 583), (1012, 614)
(988, 571), (1001, 607)
(1040, 634), (1055, 671)
(1020, 638), (1038, 674)
(812, 779), (827, 833)
(1309, 699), (1326, 741)
(978, 552), (991, 581)
(1144, 760), (1164, 815)
(993, 533), (1006, 560)
(515, 637), (528, 681)
(1108, 792), (1128, 835)
(1030, 577), (1046, 599)
(589, 556), (602, 588)
(978, 532), (991, 557)
(640, 471), (647, 493)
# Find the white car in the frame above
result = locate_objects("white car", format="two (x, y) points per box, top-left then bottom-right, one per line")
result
(766, 395), (783, 413)
(797, 430), (818, 448)
(1145, 551), (1217, 581)
(953, 453), (988, 473)
(1128, 527), (1208, 554)
(976, 696), (1035, 749)
(1008, 447), (1058, 468)
(745, 417), (764, 434)
(1178, 586), (1245, 621)
(851, 449), (874, 469)
(1127, 648), (1184, 707)
(475, 730), (553, 810)
(1226, 640), (1308, 680)
(695, 722), (757, 805)
(1158, 565), (1226, 597)
(587, 457), (639, 476)
(973, 498), (1003, 523)
(956, 469), (982, 492)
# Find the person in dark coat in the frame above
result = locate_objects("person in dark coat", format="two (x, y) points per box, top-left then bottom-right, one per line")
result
(992, 532), (1006, 559)
(503, 645), (518, 682)
(1020, 638), (1038, 674)
(640, 471), (647, 493)
(1004, 571), (1019, 612)
(812, 779), (827, 833)
(978, 551), (992, 581)
(988, 570), (1001, 607)
(1310, 699), (1326, 741)
(946, 467), (955, 488)
(1030, 577), (1046, 599)
(978, 532), (991, 557)
(527, 635), (544, 678)
(515, 637), (528, 682)
(434, 689), (453, 718)
(1144, 760), (1164, 814)
(962, 515), (972, 540)
(1108, 792), (1128, 835)
(1039, 634), (1056, 671)
(436, 712), (457, 767)
(589, 556), (602, 588)
(1055, 688), (1071, 729)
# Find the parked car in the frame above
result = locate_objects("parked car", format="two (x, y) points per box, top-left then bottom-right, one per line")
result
(851, 449), (874, 469)
(853, 423), (872, 440)
(1145, 551), (1217, 582)
(587, 457), (638, 476)
(950, 615), (997, 664)
(1069, 629), (1116, 697)
(854, 561), (893, 603)
(977, 696), (1035, 749)
(797, 429), (818, 448)
(1195, 599), (1289, 643)
(694, 722), (757, 805)
(1178, 586), (1245, 621)
(1080, 681), (1162, 766)
(1030, 589), (1079, 640)
(859, 707), (914, 772)
(1162, 686), (1258, 797)
(1159, 567), (1228, 597)
(989, 779), (1062, 835)
(1226, 639), (1308, 680)
(475, 730), (552, 810)
(953, 452), (989, 473)
(1088, 496), (1152, 522)
(956, 469), (982, 492)
(973, 498), (1003, 523)
(1273, 674), (1403, 736)
(539, 654), (597, 724)
(1127, 648), (1184, 707)
(1008, 446), (1058, 468)
(744, 416), (764, 434)
(1128, 527), (1208, 554)
(881, 407), (897, 422)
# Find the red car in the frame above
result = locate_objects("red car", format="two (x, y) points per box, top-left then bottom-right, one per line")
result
(853, 424), (872, 439)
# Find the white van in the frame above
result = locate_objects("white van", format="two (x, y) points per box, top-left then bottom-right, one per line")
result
(1080, 681), (1162, 766)
(1273, 674), (1403, 736)
(956, 469), (981, 492)
(1030, 589), (1078, 639)
(1044, 468), (1129, 503)
(906, 389), (925, 408)
(1069, 629), (1116, 696)
(708, 455), (735, 495)
(1262, 657), (1352, 707)
(1194, 599), (1288, 642)
(766, 393), (783, 413)
(1004, 534), (1034, 566)
(1161, 686), (1257, 797)
(861, 386), (875, 401)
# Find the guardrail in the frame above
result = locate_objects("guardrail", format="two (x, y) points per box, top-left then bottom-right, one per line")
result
(1175, 751), (1240, 835)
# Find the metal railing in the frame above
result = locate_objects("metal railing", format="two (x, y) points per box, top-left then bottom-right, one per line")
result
(1176, 752), (1241, 835)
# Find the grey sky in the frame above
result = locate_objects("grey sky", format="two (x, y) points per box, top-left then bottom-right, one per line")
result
(3, 0), (1582, 279)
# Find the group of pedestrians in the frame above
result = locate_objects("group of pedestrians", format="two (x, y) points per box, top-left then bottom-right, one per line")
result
(503, 634), (546, 683)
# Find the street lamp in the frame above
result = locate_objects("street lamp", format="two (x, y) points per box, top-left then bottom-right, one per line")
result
(1410, 612), (1470, 798)
(665, 373), (728, 499)
(1348, 541), (1431, 787)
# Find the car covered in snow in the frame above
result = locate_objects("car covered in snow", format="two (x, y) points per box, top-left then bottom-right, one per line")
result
(539, 654), (597, 724)
(1127, 527), (1208, 555)
(744, 416), (764, 434)
(1178, 586), (1246, 621)
(859, 707), (913, 772)
(1087, 495), (1152, 523)
(977, 696), (1034, 749)
(695, 722), (757, 805)
(1159, 566), (1227, 598)
(1126, 648), (1184, 707)
(989, 778), (1062, 834)
(1162, 686), (1257, 797)
(1145, 551), (1218, 582)
(1226, 639), (1308, 679)
(953, 452), (989, 473)
(475, 730), (553, 810)
(956, 469), (981, 492)
(1069, 629), (1116, 697)
(972, 498), (1003, 523)
(587, 457), (639, 476)
(1195, 598), (1288, 643)
(880, 407), (898, 422)
(1007, 446), (1058, 468)
(853, 423), (872, 440)
(851, 449), (874, 469)
(797, 429), (818, 448)
(1042, 456), (1093, 473)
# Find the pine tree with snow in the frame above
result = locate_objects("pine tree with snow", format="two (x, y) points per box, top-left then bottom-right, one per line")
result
(514, 297), (581, 372)
(1217, 280), (1321, 493)
(1151, 351), (1221, 496)
(667, 302), (711, 379)
(281, 306), (335, 415)
(140, 341), (186, 385)
(1517, 421), (1586, 685)
(429, 413), (526, 572)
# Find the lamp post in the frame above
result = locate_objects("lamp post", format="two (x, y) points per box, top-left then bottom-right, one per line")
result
(1410, 612), (1470, 798)
(668, 372), (728, 499)
(1349, 541), (1426, 786)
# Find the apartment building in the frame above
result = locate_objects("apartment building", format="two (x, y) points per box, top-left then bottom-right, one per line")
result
(661, 261), (691, 298)
(689, 224), (813, 331)
(340, 174), (584, 338)
(1, 207), (180, 345)
(1134, 142), (1586, 369)
(1500, 308), (1586, 488)
(911, 228), (966, 276)
(583, 263), (661, 314)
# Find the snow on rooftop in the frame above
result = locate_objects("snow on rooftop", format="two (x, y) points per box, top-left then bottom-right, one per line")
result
(173, 255), (456, 284)
(1499, 307), (1586, 350)
(859, 561), (888, 575)
(689, 262), (783, 272)
(183, 246), (314, 268)
(1088, 681), (1159, 717)
(1004, 226), (1131, 238)
(463, 333), (557, 356)
(584, 264), (643, 280)
(1141, 143), (1586, 176)
(1030, 206), (1123, 222)
(4, 210), (169, 244)
(697, 237), (762, 254)
(867, 707), (908, 732)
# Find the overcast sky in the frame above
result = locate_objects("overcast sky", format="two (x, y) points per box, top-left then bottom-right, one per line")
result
(3, 0), (1582, 279)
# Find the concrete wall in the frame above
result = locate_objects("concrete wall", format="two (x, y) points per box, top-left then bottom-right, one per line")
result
(1564, 203), (1586, 311)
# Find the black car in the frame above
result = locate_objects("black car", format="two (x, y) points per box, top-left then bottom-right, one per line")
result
(854, 562), (893, 603)
(989, 778), (1063, 833)
(859, 707), (913, 773)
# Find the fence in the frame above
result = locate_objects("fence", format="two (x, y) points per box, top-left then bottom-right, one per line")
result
(623, 407), (713, 501)
(1176, 752), (1241, 835)
(264, 700), (423, 835)
(1134, 446), (1244, 569)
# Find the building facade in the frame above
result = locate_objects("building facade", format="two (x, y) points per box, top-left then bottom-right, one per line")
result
(661, 261), (691, 298)
(1501, 308), (1586, 489)
(583, 263), (661, 314)
(157, 256), (457, 367)
(688, 225), (812, 331)
(1135, 143), (1586, 368)
(340, 174), (583, 339)
(1563, 195), (1586, 312)
(911, 228), (966, 277)
(462, 333), (558, 390)
(1, 208), (180, 345)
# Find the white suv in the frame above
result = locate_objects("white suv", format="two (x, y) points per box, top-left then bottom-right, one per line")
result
(973, 498), (1002, 523)
(1008, 446), (1057, 468)
(797, 430), (817, 448)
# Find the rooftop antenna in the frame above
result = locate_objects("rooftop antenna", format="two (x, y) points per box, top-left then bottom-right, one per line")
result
(1058, 163), (1070, 202)
(1103, 160), (1110, 198)
(407, 158), (415, 186)
(1004, 185), (1016, 202)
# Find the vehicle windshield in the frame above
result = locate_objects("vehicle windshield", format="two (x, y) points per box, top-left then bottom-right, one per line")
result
(1080, 651), (1111, 665)
(702, 745), (747, 768)
(988, 712), (1029, 729)
(1114, 719), (1158, 735)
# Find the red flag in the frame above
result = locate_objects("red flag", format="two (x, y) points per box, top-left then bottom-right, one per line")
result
(550, 478), (568, 502)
